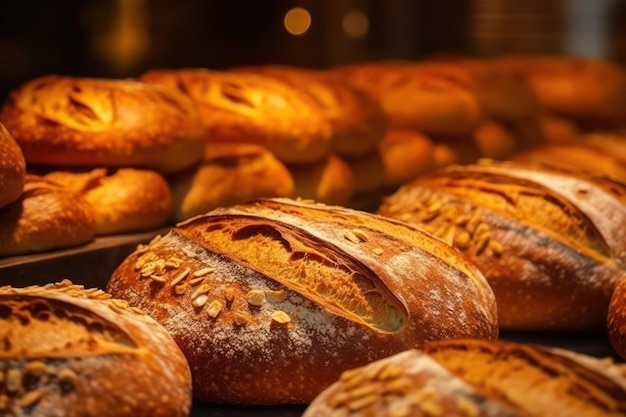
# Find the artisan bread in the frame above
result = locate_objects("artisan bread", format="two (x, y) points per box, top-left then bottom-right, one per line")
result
(0, 122), (25, 208)
(289, 153), (354, 206)
(44, 168), (172, 235)
(379, 160), (626, 330)
(0, 175), (95, 257)
(139, 68), (332, 164)
(494, 55), (626, 130)
(106, 198), (498, 404)
(168, 143), (294, 222)
(303, 339), (626, 417)
(0, 75), (207, 173)
(332, 61), (484, 135)
(233, 65), (388, 157)
(378, 129), (435, 188)
(609, 277), (626, 360)
(0, 279), (191, 417)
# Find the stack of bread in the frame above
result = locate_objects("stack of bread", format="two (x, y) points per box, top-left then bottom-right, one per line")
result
(0, 75), (207, 256)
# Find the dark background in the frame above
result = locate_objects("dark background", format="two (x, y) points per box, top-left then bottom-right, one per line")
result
(0, 0), (624, 102)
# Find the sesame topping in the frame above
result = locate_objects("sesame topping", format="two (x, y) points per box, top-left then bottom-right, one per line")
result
(271, 310), (291, 324)
(170, 267), (190, 287)
(372, 247), (384, 256)
(58, 368), (77, 384)
(20, 389), (44, 407)
(246, 290), (266, 306)
(192, 294), (209, 308)
(233, 312), (252, 325)
(267, 290), (287, 301)
(188, 276), (205, 286)
(174, 284), (187, 295)
(190, 283), (211, 299)
(135, 252), (158, 270)
(351, 229), (370, 242)
(193, 267), (214, 277)
(6, 369), (22, 392)
(150, 275), (166, 284)
(344, 230), (361, 244)
(148, 234), (162, 246)
(165, 257), (184, 269)
(24, 361), (47, 377)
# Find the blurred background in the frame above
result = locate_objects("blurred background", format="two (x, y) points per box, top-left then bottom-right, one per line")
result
(0, 0), (624, 100)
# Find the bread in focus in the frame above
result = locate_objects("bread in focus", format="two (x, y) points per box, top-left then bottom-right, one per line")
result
(0, 75), (207, 173)
(44, 168), (172, 235)
(140, 68), (333, 164)
(0, 279), (192, 417)
(303, 339), (626, 417)
(0, 122), (25, 208)
(106, 198), (498, 404)
(379, 160), (626, 330)
(0, 175), (95, 257)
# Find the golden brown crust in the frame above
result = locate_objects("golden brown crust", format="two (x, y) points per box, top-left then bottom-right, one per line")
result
(304, 339), (626, 417)
(379, 160), (626, 330)
(107, 198), (498, 404)
(289, 153), (354, 206)
(0, 175), (96, 257)
(378, 129), (435, 187)
(0, 75), (207, 173)
(44, 168), (172, 235)
(140, 68), (332, 164)
(0, 280), (192, 417)
(332, 61), (485, 135)
(472, 120), (520, 160)
(0, 123), (26, 209)
(233, 65), (388, 157)
(168, 142), (294, 222)
(494, 56), (626, 129)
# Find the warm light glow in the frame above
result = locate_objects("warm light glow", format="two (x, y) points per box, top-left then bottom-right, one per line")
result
(342, 9), (369, 39)
(284, 7), (311, 35)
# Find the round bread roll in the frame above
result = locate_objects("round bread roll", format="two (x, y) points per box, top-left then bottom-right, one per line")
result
(472, 120), (520, 160)
(44, 168), (172, 235)
(289, 153), (354, 206)
(609, 277), (626, 360)
(538, 114), (581, 143)
(494, 55), (626, 130)
(169, 143), (294, 222)
(140, 68), (332, 164)
(0, 175), (95, 257)
(379, 160), (626, 330)
(233, 65), (388, 157)
(379, 129), (435, 188)
(0, 122), (26, 208)
(332, 61), (485, 135)
(0, 279), (192, 417)
(0, 75), (207, 173)
(107, 198), (498, 404)
(303, 339), (626, 417)
(430, 135), (482, 169)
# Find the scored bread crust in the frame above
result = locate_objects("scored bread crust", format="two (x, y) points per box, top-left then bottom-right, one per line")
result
(233, 65), (388, 157)
(0, 280), (192, 417)
(0, 122), (26, 209)
(379, 160), (626, 330)
(44, 168), (173, 235)
(303, 339), (626, 417)
(0, 75), (207, 173)
(106, 198), (498, 404)
(0, 175), (96, 257)
(140, 69), (333, 164)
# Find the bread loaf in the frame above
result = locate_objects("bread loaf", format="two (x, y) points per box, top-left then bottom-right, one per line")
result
(289, 153), (354, 206)
(140, 69), (332, 164)
(168, 143), (294, 222)
(609, 277), (626, 360)
(44, 168), (172, 235)
(0, 122), (25, 209)
(0, 75), (207, 173)
(303, 339), (626, 417)
(332, 61), (484, 135)
(0, 280), (192, 417)
(233, 65), (388, 157)
(106, 198), (498, 404)
(0, 175), (95, 257)
(379, 160), (626, 330)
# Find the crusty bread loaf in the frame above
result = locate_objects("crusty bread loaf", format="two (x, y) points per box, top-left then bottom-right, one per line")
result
(494, 55), (626, 130)
(379, 160), (626, 330)
(0, 75), (207, 173)
(0, 122), (25, 208)
(168, 143), (294, 222)
(303, 339), (626, 417)
(332, 61), (484, 135)
(44, 168), (172, 235)
(609, 277), (626, 360)
(106, 198), (498, 404)
(289, 153), (354, 206)
(378, 129), (435, 188)
(140, 69), (332, 164)
(0, 175), (95, 257)
(0, 279), (192, 417)
(233, 65), (388, 157)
